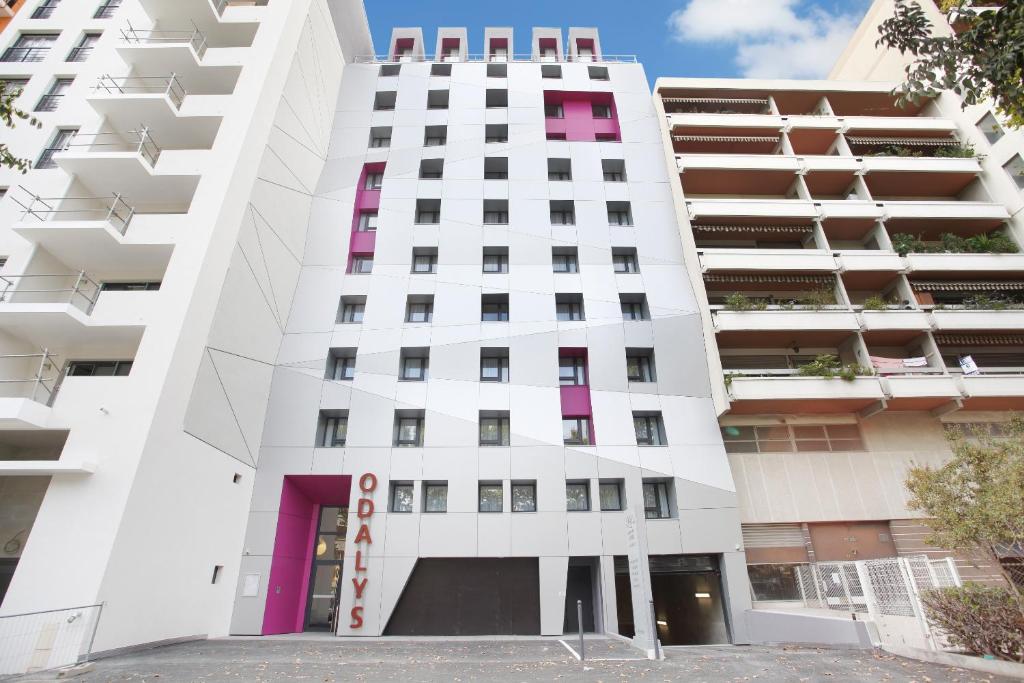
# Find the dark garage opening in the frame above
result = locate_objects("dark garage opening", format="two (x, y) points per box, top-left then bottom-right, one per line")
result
(615, 554), (730, 645)
(384, 558), (540, 635)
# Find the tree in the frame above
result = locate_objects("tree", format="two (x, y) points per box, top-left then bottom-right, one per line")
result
(0, 80), (41, 173)
(904, 416), (1024, 620)
(876, 0), (1024, 128)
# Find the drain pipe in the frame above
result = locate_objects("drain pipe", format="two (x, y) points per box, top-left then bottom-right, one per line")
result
(577, 600), (585, 661)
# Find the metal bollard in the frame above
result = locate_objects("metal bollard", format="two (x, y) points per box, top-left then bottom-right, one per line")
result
(577, 599), (585, 661)
(650, 599), (661, 660)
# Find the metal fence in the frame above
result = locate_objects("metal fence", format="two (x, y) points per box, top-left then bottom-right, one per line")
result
(0, 604), (103, 676)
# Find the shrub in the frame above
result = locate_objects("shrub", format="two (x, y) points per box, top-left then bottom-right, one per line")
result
(933, 143), (977, 159)
(797, 354), (869, 382)
(891, 233), (924, 256)
(724, 293), (753, 311)
(800, 289), (836, 310)
(921, 585), (1023, 663)
(862, 295), (888, 311)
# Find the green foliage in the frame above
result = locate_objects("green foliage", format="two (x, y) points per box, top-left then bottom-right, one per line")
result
(0, 81), (41, 173)
(799, 289), (836, 311)
(724, 293), (754, 311)
(868, 143), (975, 158)
(921, 585), (1023, 662)
(862, 295), (889, 310)
(877, 0), (1024, 128)
(906, 417), (1024, 625)
(889, 231), (1019, 255)
(796, 354), (869, 381)
(962, 293), (1024, 310)
(933, 143), (977, 158)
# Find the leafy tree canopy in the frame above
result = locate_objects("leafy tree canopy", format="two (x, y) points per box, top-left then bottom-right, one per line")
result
(1, 81), (40, 172)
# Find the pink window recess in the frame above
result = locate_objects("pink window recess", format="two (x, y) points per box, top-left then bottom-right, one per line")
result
(262, 475), (352, 635)
(575, 38), (596, 61)
(347, 163), (384, 271)
(392, 37), (415, 61)
(441, 37), (460, 60)
(538, 37), (559, 60)
(544, 91), (621, 143)
(559, 348), (595, 443)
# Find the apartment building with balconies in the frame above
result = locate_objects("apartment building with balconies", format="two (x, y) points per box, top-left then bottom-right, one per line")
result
(654, 73), (1024, 607)
(0, 0), (372, 668)
(225, 26), (754, 646)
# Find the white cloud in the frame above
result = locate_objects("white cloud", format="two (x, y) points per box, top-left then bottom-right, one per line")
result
(667, 0), (865, 79)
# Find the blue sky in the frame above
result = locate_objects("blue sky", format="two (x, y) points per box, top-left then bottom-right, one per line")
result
(364, 0), (873, 84)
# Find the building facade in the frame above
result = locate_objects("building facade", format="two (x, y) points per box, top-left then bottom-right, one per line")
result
(653, 69), (1024, 602)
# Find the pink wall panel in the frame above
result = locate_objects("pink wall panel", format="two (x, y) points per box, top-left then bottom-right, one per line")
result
(543, 91), (620, 143)
(560, 385), (593, 416)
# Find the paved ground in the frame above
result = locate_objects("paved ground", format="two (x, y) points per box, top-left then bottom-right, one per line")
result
(16, 637), (1015, 682)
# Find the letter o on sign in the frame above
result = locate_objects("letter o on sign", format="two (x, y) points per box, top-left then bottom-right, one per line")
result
(359, 473), (378, 493)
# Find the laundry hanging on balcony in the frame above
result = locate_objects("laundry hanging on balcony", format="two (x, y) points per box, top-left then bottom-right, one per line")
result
(869, 356), (928, 372)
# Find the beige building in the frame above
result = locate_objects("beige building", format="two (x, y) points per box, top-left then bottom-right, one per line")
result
(654, 24), (1023, 602)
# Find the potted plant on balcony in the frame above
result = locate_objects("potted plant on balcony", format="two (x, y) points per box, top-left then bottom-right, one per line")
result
(862, 295), (889, 311)
(797, 354), (870, 382)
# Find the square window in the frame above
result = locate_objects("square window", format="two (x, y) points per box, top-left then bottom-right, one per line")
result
(350, 255), (373, 274)
(620, 294), (648, 321)
(480, 348), (510, 382)
(415, 198), (441, 224)
(486, 63), (507, 78)
(479, 483), (503, 512)
(541, 64), (562, 79)
(566, 482), (590, 511)
(479, 412), (510, 446)
(373, 91), (397, 111)
(512, 482), (537, 512)
(400, 349), (429, 381)
(552, 247), (578, 273)
(423, 483), (447, 512)
(555, 294), (584, 321)
(592, 103), (612, 119)
(390, 483), (414, 513)
(36, 127), (77, 169)
(419, 158), (444, 179)
(588, 66), (609, 81)
(424, 125), (447, 146)
(547, 158), (571, 181)
(338, 297), (365, 323)
(405, 296), (434, 323)
(484, 157), (509, 180)
(427, 89), (449, 109)
(625, 349), (655, 382)
(550, 201), (575, 225)
(558, 356), (587, 385)
(599, 480), (624, 511)
(358, 211), (378, 232)
(544, 104), (564, 119)
(430, 63), (451, 77)
(67, 33), (100, 63)
(485, 124), (508, 143)
(3, 34), (57, 63)
(977, 112), (1004, 146)
(482, 247), (509, 273)
(481, 294), (509, 321)
(562, 418), (591, 446)
(327, 349), (357, 381)
(642, 480), (671, 519)
(1004, 154), (1024, 191)
(394, 413), (424, 447)
(380, 64), (401, 77)
(607, 201), (633, 226)
(412, 247), (438, 273)
(369, 126), (392, 148)
(318, 411), (348, 447)
(364, 172), (383, 190)
(602, 159), (626, 182)
(612, 247), (639, 272)
(634, 413), (666, 446)
(486, 89), (508, 108)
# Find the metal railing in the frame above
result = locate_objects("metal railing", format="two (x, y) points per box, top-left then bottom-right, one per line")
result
(0, 272), (102, 313)
(120, 24), (208, 58)
(0, 604), (103, 676)
(60, 128), (162, 166)
(1, 47), (51, 63)
(0, 351), (59, 404)
(355, 53), (637, 64)
(10, 187), (135, 233)
(93, 74), (186, 109)
(67, 46), (95, 63)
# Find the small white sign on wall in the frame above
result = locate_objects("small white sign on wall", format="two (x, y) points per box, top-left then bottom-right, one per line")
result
(242, 573), (261, 597)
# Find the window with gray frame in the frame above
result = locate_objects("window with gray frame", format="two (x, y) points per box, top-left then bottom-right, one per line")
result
(556, 293), (584, 321)
(411, 247), (437, 273)
(66, 360), (132, 376)
(720, 423), (865, 453)
(607, 201), (633, 226)
(1004, 154), (1024, 190)
(566, 481), (590, 511)
(338, 297), (365, 323)
(642, 480), (671, 518)
(94, 0), (122, 19)
(67, 33), (101, 63)
(319, 412), (348, 447)
(547, 158), (571, 181)
(390, 482), (414, 513)
(481, 294), (509, 321)
(599, 480), (624, 511)
(373, 91), (396, 111)
(485, 124), (508, 143)
(415, 198), (441, 223)
(394, 413), (424, 447)
(977, 112), (1004, 145)
(426, 89), (449, 109)
(626, 349), (655, 382)
(327, 349), (356, 381)
(634, 412), (666, 446)
(483, 158), (508, 180)
(350, 255), (373, 274)
(485, 89), (508, 108)
(620, 294), (648, 321)
(559, 355), (586, 385)
(512, 482), (536, 512)
(423, 482), (447, 512)
(612, 247), (639, 272)
(550, 200), (575, 225)
(36, 127), (76, 169)
(562, 417), (591, 445)
(405, 296), (434, 323)
(419, 158), (443, 179)
(480, 348), (509, 382)
(34, 77), (72, 112)
(3, 34), (57, 63)
(369, 126), (391, 148)
(602, 159), (626, 182)
(552, 247), (578, 273)
(399, 348), (429, 381)
(483, 199), (509, 224)
(592, 103), (612, 119)
(479, 412), (510, 446)
(482, 247), (509, 273)
(424, 125), (447, 146)
(478, 483), (503, 512)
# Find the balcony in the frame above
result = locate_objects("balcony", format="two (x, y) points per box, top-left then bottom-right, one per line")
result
(913, 279), (1024, 330)
(9, 189), (173, 276)
(53, 128), (201, 210)
(0, 430), (94, 477)
(138, 0), (263, 41)
(905, 252), (1024, 274)
(667, 112), (783, 134)
(700, 248), (836, 273)
(842, 117), (958, 136)
(882, 200), (1009, 223)
(714, 308), (859, 333)
(116, 28), (243, 94)
(939, 336), (1024, 409)
(687, 198), (817, 221)
(88, 76), (222, 150)
(0, 353), (59, 429)
(726, 374), (884, 414)
(0, 273), (144, 348)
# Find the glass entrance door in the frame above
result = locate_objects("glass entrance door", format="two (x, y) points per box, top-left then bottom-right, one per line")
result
(304, 506), (348, 632)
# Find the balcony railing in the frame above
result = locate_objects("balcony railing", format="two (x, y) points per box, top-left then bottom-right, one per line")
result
(10, 187), (135, 234)
(354, 53), (637, 64)
(0, 351), (60, 405)
(0, 272), (101, 313)
(1, 47), (51, 63)
(60, 128), (162, 166)
(120, 25), (209, 58)
(93, 74), (186, 109)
